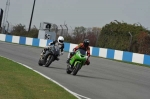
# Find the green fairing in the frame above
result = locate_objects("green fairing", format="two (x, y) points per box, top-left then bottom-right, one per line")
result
(69, 50), (87, 68)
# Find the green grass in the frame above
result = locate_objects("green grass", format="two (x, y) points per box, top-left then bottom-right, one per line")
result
(0, 56), (77, 99)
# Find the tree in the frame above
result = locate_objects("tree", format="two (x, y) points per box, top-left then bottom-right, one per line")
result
(137, 32), (150, 54)
(73, 26), (86, 35)
(11, 24), (26, 35)
(64, 26), (101, 46)
(10, 24), (39, 38)
(98, 20), (150, 53)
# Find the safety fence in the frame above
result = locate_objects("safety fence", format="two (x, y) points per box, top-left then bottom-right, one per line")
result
(0, 34), (150, 66)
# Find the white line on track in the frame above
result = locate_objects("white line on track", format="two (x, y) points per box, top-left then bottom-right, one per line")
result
(0, 55), (91, 99)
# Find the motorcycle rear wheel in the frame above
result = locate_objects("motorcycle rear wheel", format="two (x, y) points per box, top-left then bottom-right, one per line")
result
(38, 59), (43, 66)
(66, 65), (72, 74)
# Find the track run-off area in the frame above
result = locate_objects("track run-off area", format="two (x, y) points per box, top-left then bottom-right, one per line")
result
(0, 41), (150, 99)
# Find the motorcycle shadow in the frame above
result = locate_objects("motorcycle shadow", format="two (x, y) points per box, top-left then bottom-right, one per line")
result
(75, 75), (101, 79)
(76, 74), (113, 81)
(76, 75), (124, 83)
(47, 66), (66, 70)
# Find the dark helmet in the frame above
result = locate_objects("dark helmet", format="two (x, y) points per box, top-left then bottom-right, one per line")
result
(46, 24), (51, 29)
(83, 39), (90, 47)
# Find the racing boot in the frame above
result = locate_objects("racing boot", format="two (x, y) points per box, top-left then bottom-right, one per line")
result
(84, 59), (90, 65)
(56, 57), (59, 61)
(66, 58), (70, 64)
(40, 51), (45, 59)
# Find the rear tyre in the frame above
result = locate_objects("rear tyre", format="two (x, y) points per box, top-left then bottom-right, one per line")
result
(66, 65), (72, 74)
(38, 59), (43, 66)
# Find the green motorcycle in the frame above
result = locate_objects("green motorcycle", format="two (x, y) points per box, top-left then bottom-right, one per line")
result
(66, 49), (88, 75)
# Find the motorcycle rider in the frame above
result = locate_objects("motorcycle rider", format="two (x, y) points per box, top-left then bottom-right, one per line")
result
(66, 39), (90, 66)
(41, 36), (65, 60)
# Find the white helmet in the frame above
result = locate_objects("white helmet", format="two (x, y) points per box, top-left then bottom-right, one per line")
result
(57, 36), (64, 44)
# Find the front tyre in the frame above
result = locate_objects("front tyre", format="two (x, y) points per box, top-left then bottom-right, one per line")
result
(72, 63), (81, 75)
(45, 55), (54, 67)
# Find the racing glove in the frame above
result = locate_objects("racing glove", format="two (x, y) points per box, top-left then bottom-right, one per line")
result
(61, 52), (63, 55)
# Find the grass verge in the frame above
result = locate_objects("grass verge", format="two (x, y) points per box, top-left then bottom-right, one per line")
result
(0, 56), (77, 99)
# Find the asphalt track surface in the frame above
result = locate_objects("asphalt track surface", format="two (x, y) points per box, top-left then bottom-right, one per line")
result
(1, 41), (150, 99)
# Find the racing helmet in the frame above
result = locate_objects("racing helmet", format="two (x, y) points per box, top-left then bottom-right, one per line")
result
(57, 36), (64, 44)
(83, 39), (90, 47)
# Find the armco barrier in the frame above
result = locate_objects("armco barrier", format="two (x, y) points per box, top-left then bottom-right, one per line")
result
(0, 34), (150, 66)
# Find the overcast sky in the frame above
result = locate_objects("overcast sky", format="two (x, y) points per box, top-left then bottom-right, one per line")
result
(0, 0), (150, 29)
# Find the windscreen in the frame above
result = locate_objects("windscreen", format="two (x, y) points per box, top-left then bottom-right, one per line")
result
(78, 49), (86, 55)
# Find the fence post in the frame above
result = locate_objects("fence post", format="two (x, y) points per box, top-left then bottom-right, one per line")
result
(128, 32), (132, 51)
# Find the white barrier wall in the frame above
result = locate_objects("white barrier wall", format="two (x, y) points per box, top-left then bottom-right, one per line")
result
(0, 34), (150, 66)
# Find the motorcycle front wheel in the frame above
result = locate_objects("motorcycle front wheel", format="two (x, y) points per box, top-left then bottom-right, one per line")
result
(72, 63), (81, 75)
(45, 55), (54, 67)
